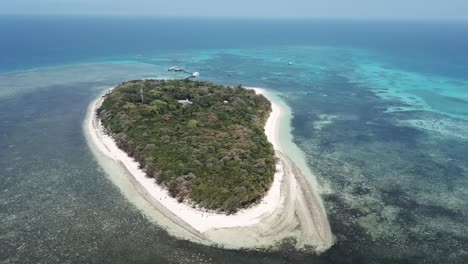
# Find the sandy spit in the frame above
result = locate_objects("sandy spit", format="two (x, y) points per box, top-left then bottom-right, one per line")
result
(84, 86), (334, 252)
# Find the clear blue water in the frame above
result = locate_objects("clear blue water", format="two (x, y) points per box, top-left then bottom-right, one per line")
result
(1, 16), (468, 263)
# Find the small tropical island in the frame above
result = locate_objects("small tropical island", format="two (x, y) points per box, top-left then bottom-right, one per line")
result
(98, 80), (275, 212)
(85, 79), (334, 253)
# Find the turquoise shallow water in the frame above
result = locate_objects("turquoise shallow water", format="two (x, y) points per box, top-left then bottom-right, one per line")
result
(1, 17), (468, 263)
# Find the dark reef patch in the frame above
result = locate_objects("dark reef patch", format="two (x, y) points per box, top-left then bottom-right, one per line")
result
(286, 70), (468, 263)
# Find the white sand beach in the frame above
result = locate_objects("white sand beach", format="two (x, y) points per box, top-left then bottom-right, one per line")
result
(84, 86), (334, 252)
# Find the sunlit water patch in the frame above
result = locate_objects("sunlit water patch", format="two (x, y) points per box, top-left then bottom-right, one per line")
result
(346, 61), (468, 121)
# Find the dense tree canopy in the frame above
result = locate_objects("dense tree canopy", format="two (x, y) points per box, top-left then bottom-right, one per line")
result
(98, 79), (275, 213)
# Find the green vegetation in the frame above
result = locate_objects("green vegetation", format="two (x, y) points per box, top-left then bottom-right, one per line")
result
(98, 79), (275, 213)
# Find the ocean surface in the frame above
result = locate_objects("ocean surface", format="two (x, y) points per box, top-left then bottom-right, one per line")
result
(1, 16), (468, 263)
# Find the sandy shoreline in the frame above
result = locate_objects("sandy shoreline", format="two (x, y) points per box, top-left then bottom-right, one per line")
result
(84, 86), (334, 252)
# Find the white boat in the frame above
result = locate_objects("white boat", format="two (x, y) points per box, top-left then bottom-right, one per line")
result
(168, 66), (184, 72)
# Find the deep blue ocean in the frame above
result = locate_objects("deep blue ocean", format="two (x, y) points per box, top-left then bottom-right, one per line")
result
(1, 16), (468, 263)
(2, 16), (468, 77)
